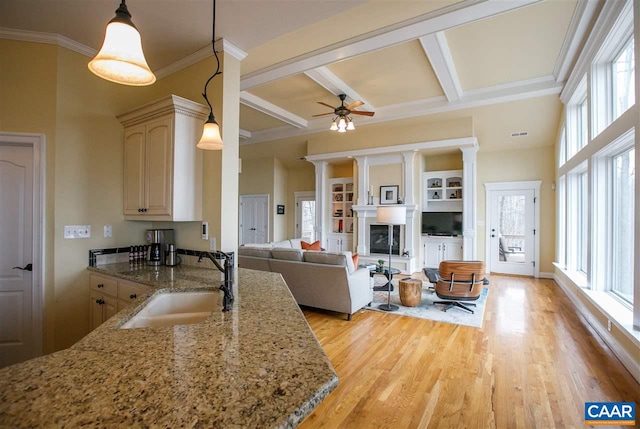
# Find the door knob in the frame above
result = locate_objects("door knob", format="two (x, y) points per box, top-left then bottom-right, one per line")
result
(12, 264), (32, 272)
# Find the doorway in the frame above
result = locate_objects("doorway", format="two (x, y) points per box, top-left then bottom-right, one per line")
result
(239, 194), (269, 245)
(0, 133), (45, 367)
(294, 192), (316, 242)
(485, 181), (540, 277)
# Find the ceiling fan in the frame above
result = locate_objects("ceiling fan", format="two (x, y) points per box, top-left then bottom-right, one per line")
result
(313, 94), (375, 118)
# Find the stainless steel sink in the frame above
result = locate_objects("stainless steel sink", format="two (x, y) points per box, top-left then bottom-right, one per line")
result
(120, 291), (217, 329)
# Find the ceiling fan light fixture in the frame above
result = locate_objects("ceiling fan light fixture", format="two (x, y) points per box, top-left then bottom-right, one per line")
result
(88, 0), (156, 86)
(329, 119), (338, 131)
(346, 117), (355, 131)
(338, 117), (347, 130)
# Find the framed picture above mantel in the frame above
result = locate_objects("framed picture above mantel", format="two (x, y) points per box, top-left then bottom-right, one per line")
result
(380, 185), (399, 205)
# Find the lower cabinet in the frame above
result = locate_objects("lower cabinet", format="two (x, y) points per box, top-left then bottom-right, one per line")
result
(89, 273), (151, 331)
(326, 234), (353, 252)
(422, 236), (463, 267)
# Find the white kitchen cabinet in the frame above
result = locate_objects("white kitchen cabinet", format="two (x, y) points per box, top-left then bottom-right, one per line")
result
(422, 235), (463, 267)
(326, 234), (353, 253)
(118, 95), (208, 221)
(89, 273), (151, 330)
(422, 170), (463, 212)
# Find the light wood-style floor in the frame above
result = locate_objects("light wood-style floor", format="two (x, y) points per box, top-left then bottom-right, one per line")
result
(300, 275), (640, 429)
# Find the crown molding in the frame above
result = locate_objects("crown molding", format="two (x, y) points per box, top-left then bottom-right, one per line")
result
(156, 38), (247, 80)
(239, 128), (252, 140)
(0, 27), (96, 57)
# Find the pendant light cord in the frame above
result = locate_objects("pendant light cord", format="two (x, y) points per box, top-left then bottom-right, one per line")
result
(202, 0), (222, 116)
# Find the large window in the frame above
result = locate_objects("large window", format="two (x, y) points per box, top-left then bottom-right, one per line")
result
(611, 147), (635, 304)
(577, 171), (588, 274)
(613, 38), (635, 120)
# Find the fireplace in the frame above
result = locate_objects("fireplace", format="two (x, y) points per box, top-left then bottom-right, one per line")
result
(369, 224), (401, 255)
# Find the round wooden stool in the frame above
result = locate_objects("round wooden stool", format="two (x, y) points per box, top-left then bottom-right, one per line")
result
(398, 278), (422, 307)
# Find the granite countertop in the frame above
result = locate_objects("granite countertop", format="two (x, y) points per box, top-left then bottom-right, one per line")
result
(0, 264), (338, 428)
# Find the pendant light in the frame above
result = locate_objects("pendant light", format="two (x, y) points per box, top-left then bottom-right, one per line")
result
(88, 0), (156, 86)
(197, 0), (224, 150)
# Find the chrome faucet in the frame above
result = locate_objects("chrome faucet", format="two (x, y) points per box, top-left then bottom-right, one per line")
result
(197, 251), (234, 312)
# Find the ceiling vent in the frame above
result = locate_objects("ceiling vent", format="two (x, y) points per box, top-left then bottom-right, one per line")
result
(511, 131), (529, 137)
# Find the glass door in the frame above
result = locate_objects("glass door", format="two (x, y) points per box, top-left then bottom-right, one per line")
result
(489, 189), (535, 276)
(295, 193), (316, 242)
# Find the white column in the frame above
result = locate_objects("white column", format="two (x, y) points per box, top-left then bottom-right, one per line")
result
(312, 161), (328, 247)
(401, 151), (417, 205)
(354, 155), (369, 205)
(461, 146), (478, 259)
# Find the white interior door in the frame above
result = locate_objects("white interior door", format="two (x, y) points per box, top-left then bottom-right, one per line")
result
(239, 195), (269, 245)
(488, 188), (536, 276)
(294, 192), (316, 241)
(0, 144), (36, 367)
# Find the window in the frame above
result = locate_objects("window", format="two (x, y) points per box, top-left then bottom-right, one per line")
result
(613, 38), (635, 120)
(577, 171), (588, 273)
(566, 77), (587, 160)
(558, 127), (566, 167)
(611, 147), (635, 304)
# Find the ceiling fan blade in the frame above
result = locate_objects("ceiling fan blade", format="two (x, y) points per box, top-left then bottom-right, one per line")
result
(312, 112), (336, 117)
(345, 100), (364, 110)
(350, 110), (375, 117)
(317, 101), (336, 109)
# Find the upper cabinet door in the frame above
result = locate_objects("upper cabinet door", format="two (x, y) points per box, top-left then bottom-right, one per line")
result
(123, 126), (145, 215)
(145, 116), (173, 216)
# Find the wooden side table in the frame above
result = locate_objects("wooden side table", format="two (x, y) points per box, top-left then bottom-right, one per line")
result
(398, 278), (422, 307)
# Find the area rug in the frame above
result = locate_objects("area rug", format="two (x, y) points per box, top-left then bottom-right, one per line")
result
(367, 278), (489, 328)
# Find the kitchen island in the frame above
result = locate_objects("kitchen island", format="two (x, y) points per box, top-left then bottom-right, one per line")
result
(0, 264), (338, 428)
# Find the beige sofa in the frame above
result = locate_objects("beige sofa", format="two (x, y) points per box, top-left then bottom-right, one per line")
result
(238, 247), (372, 320)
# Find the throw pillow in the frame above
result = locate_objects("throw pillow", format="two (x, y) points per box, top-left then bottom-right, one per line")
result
(352, 253), (359, 267)
(301, 240), (321, 251)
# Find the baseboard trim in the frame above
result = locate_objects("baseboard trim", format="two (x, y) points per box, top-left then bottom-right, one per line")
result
(539, 271), (554, 279)
(553, 273), (640, 384)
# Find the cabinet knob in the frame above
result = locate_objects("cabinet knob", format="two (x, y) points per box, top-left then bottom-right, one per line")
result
(96, 299), (105, 305)
(130, 294), (137, 299)
(97, 283), (104, 288)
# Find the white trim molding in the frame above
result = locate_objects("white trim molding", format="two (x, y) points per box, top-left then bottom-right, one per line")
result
(240, 91), (307, 129)
(0, 26), (95, 57)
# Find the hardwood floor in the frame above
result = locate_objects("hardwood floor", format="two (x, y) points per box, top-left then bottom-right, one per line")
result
(300, 275), (640, 429)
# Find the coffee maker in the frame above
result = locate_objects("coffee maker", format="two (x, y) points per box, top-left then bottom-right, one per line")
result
(145, 229), (175, 266)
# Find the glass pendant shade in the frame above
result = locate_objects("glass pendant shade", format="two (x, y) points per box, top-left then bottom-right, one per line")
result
(346, 118), (355, 130)
(330, 120), (338, 131)
(88, 3), (156, 86)
(197, 114), (224, 150)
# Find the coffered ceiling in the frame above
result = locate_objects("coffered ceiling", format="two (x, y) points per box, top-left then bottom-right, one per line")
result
(0, 0), (602, 153)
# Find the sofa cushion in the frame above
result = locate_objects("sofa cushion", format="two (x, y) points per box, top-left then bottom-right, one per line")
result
(272, 240), (292, 248)
(271, 248), (304, 261)
(237, 247), (273, 258)
(289, 238), (303, 249)
(301, 240), (321, 250)
(304, 251), (346, 267)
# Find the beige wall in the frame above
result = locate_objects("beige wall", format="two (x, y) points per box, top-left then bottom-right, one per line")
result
(423, 153), (463, 171)
(286, 164), (316, 239)
(476, 146), (556, 273)
(328, 161), (353, 178)
(370, 164), (403, 201)
(273, 157), (287, 241)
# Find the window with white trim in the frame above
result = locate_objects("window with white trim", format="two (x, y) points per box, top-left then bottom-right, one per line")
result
(613, 38), (635, 120)
(610, 146), (635, 304)
(566, 77), (587, 161)
(566, 163), (589, 278)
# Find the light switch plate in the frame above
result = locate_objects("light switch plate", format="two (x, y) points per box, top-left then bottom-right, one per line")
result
(201, 222), (209, 240)
(209, 237), (216, 251)
(104, 225), (112, 238)
(64, 225), (91, 239)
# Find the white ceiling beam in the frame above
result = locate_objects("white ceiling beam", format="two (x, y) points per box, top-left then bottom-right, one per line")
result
(239, 129), (252, 140)
(240, 91), (308, 129)
(419, 33), (462, 102)
(304, 67), (375, 112)
(241, 75), (561, 145)
(240, 0), (540, 90)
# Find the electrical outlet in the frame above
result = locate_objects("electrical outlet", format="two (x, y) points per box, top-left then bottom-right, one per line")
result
(209, 237), (216, 251)
(103, 225), (112, 238)
(64, 225), (91, 239)
(607, 320), (612, 332)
